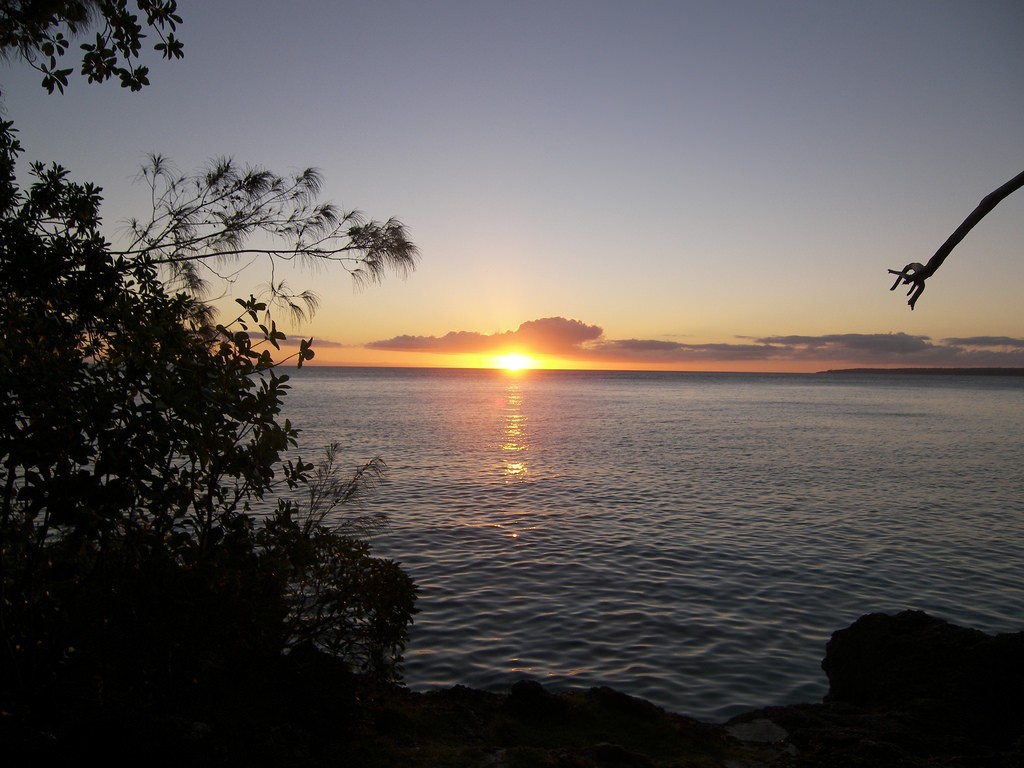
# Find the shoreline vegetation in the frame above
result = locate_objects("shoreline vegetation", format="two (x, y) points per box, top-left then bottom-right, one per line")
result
(820, 367), (1024, 376)
(5, 611), (1022, 767)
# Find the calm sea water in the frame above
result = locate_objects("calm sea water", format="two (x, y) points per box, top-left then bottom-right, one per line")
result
(280, 367), (1024, 721)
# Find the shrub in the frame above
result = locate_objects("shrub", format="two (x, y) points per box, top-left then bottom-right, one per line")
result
(0, 130), (417, 721)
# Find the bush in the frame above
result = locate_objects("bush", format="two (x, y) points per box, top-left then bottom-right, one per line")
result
(0, 127), (417, 722)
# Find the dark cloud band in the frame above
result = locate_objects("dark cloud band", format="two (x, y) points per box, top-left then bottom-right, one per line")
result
(364, 319), (1024, 367)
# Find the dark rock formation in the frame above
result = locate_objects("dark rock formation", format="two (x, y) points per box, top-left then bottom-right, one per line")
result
(6, 610), (1024, 766)
(728, 610), (1024, 766)
(822, 609), (1024, 745)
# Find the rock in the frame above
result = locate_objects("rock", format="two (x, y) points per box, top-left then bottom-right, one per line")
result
(585, 685), (664, 719)
(822, 609), (1024, 744)
(503, 678), (564, 719)
(822, 610), (983, 706)
(587, 742), (656, 767)
(726, 717), (789, 744)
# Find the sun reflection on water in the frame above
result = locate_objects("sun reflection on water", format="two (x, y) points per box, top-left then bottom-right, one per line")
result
(501, 381), (529, 481)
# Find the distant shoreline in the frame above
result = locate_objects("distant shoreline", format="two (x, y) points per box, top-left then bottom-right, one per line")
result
(820, 367), (1024, 376)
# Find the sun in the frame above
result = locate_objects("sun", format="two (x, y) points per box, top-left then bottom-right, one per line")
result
(492, 353), (537, 371)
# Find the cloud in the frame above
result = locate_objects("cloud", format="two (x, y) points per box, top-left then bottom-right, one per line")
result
(591, 338), (786, 362)
(365, 331), (491, 353)
(752, 333), (944, 360)
(511, 317), (603, 352)
(755, 333), (934, 355)
(940, 336), (1024, 348)
(277, 336), (346, 348)
(366, 317), (602, 355)
(753, 334), (1024, 366)
(365, 321), (1024, 369)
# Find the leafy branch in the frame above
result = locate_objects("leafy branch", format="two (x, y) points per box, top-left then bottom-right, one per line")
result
(0, 0), (184, 94)
(296, 443), (389, 537)
(115, 155), (419, 322)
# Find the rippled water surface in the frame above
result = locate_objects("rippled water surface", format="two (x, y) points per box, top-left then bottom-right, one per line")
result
(282, 368), (1024, 721)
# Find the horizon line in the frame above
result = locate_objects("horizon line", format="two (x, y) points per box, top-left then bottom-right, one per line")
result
(293, 362), (1024, 376)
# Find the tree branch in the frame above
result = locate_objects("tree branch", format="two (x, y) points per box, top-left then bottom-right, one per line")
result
(114, 156), (418, 303)
(889, 168), (1024, 309)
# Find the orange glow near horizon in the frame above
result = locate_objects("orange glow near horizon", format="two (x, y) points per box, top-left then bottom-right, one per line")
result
(290, 341), (859, 374)
(491, 353), (538, 371)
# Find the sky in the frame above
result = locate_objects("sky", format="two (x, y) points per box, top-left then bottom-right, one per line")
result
(3, 0), (1024, 371)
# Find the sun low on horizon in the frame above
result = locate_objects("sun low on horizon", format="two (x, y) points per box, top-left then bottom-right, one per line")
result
(491, 353), (539, 371)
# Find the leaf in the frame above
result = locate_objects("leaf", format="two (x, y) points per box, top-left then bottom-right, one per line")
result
(297, 338), (315, 369)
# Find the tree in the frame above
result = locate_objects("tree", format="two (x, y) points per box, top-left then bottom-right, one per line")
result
(0, 0), (419, 738)
(0, 0), (184, 94)
(888, 169), (1024, 309)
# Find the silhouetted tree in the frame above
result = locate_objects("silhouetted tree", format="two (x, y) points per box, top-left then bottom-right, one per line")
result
(0, 0), (418, 740)
(889, 170), (1024, 309)
(0, 0), (183, 93)
(0, 161), (418, 707)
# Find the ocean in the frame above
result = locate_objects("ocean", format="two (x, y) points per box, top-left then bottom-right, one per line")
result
(280, 367), (1024, 721)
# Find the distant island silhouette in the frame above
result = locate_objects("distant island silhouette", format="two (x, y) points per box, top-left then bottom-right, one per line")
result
(821, 367), (1024, 376)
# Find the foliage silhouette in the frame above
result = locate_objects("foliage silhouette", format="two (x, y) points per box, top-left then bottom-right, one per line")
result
(0, 0), (184, 94)
(0, 0), (419, 738)
(120, 154), (418, 321)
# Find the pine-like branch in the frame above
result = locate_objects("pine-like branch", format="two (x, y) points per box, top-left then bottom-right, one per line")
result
(112, 156), (419, 309)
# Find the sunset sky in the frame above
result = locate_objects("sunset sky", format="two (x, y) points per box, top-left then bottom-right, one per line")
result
(4, 0), (1023, 371)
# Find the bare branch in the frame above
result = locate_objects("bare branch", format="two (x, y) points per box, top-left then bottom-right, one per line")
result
(889, 169), (1024, 309)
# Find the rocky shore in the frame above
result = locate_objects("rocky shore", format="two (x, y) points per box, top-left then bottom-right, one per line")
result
(5, 611), (1022, 766)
